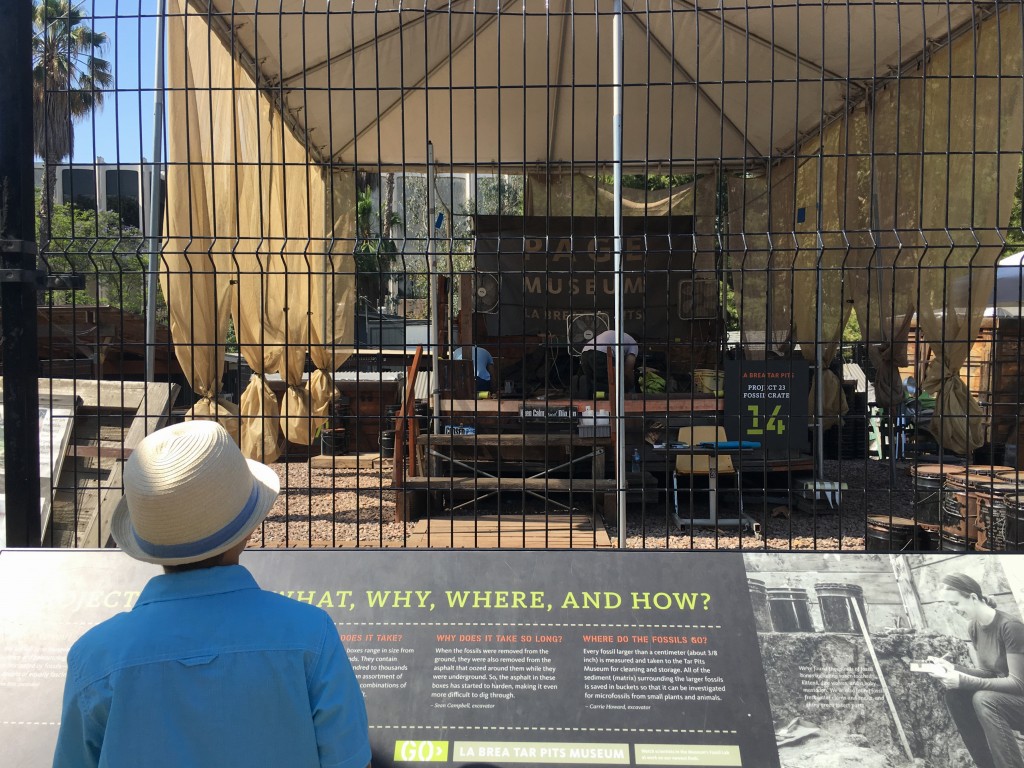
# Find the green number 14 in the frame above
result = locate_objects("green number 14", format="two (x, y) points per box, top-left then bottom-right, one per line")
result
(747, 404), (786, 435)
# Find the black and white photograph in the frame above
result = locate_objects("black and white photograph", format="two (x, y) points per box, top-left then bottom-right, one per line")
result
(745, 553), (1024, 768)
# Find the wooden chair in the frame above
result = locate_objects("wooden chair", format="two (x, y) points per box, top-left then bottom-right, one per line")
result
(671, 425), (744, 521)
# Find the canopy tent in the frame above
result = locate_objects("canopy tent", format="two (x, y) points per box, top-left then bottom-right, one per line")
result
(190, 0), (983, 171)
(161, 0), (1023, 465)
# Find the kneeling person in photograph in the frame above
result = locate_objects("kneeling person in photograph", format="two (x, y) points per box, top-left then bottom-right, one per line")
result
(927, 573), (1024, 768)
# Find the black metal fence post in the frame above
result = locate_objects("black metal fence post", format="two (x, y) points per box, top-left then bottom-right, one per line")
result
(0, 0), (42, 547)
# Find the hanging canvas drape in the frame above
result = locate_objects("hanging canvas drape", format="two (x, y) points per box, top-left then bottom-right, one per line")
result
(730, 6), (1023, 452)
(166, 0), (355, 460)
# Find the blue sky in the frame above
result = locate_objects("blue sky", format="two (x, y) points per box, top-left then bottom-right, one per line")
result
(68, 1), (158, 164)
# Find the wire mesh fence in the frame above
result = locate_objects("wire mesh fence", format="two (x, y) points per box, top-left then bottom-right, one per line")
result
(9, 0), (1024, 552)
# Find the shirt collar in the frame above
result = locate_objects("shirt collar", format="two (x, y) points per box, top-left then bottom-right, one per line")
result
(135, 564), (260, 607)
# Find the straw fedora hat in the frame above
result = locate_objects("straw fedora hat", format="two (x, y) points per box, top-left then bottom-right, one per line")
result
(111, 420), (280, 565)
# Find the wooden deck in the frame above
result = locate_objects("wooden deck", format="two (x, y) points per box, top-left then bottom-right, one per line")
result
(404, 512), (615, 549)
(439, 394), (723, 416)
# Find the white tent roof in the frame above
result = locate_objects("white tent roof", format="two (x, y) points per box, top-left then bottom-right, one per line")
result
(195, 0), (981, 169)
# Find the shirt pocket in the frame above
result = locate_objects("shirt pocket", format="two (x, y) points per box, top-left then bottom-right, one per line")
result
(177, 654), (218, 667)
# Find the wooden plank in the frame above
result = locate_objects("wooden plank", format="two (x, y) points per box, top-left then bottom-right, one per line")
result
(1, 378), (153, 411)
(66, 444), (135, 461)
(37, 399), (77, 542)
(309, 453), (389, 470)
(439, 396), (723, 416)
(402, 477), (617, 491)
(416, 433), (612, 447)
(405, 513), (613, 549)
(393, 344), (423, 497)
(890, 554), (928, 630)
(79, 382), (179, 549)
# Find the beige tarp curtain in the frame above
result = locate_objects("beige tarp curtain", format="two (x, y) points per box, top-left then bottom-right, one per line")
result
(726, 176), (794, 357)
(727, 133), (850, 431)
(790, 124), (851, 430)
(166, 0), (356, 460)
(729, 7), (1024, 452)
(164, 1), (238, 441)
(907, 16), (1023, 455)
(842, 104), (915, 411)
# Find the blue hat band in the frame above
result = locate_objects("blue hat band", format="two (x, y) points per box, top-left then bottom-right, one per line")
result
(133, 484), (260, 559)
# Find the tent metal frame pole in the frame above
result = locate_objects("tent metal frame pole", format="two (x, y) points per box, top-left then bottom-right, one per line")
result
(613, 0), (626, 547)
(427, 142), (441, 434)
(145, 0), (167, 383)
(814, 142), (826, 480)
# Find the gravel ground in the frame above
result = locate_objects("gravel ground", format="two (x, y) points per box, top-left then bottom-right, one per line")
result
(249, 460), (405, 549)
(249, 455), (921, 551)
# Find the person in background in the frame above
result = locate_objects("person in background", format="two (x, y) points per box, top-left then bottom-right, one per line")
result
(454, 344), (495, 393)
(927, 572), (1024, 768)
(581, 329), (638, 395)
(53, 421), (372, 768)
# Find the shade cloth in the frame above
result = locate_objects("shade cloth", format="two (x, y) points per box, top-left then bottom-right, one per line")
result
(165, 1), (1023, 458)
(167, 0), (356, 459)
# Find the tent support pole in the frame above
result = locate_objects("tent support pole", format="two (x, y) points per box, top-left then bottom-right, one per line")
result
(814, 144), (825, 481)
(145, 0), (167, 382)
(427, 142), (441, 434)
(613, 0), (626, 547)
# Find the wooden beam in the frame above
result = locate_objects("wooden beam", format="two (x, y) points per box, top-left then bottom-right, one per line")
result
(890, 554), (928, 630)
(68, 445), (134, 461)
(460, 273), (474, 347)
(1, 378), (155, 411)
(393, 345), (424, 523)
(80, 382), (179, 548)
(436, 396), (724, 415)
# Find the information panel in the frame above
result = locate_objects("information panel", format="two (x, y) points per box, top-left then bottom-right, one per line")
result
(3, 550), (1022, 768)
(724, 360), (809, 452)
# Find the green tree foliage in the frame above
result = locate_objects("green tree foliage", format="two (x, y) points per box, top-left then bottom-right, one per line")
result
(388, 174), (523, 311)
(469, 174), (525, 218)
(602, 173), (696, 191)
(354, 186), (400, 305)
(39, 191), (163, 321)
(1005, 159), (1024, 255)
(32, 0), (112, 250)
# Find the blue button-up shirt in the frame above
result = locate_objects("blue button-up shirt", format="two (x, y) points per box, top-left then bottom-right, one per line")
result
(53, 565), (371, 768)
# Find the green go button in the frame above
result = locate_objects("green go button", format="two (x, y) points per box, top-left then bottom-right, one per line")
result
(394, 740), (450, 762)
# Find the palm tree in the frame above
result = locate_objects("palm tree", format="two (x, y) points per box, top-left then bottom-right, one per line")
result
(32, 0), (112, 251)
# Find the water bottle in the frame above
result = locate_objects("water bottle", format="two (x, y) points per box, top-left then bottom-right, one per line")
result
(632, 448), (641, 473)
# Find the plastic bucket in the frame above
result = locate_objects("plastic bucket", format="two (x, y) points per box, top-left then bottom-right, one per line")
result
(320, 428), (348, 456)
(985, 493), (1024, 551)
(379, 428), (397, 457)
(910, 464), (948, 525)
(384, 405), (401, 431)
(414, 401), (432, 431)
(815, 583), (867, 634)
(937, 531), (973, 552)
(940, 481), (976, 541)
(767, 587), (814, 633)
(693, 368), (724, 396)
(865, 516), (930, 552)
(976, 483), (1017, 551)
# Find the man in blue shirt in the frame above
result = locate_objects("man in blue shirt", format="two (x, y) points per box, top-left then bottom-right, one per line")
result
(53, 421), (372, 768)
(453, 344), (495, 393)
